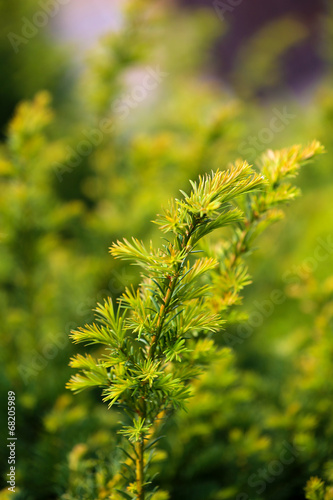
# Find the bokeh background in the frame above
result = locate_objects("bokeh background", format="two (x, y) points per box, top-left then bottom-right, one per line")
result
(0, 0), (333, 499)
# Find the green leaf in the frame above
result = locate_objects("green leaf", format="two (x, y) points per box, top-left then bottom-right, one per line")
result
(66, 368), (109, 394)
(115, 489), (134, 500)
(102, 377), (136, 407)
(144, 436), (166, 451)
(70, 322), (116, 347)
(118, 417), (150, 443)
(94, 297), (127, 342)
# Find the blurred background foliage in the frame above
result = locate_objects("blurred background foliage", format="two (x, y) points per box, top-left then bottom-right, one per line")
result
(0, 0), (332, 499)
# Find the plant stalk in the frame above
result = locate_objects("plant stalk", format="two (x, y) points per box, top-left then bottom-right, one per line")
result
(135, 436), (145, 500)
(148, 222), (198, 360)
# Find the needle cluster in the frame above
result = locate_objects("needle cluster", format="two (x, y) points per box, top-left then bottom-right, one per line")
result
(67, 141), (323, 500)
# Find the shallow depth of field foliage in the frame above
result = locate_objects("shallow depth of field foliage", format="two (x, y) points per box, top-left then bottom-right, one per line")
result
(0, 1), (333, 499)
(66, 141), (323, 500)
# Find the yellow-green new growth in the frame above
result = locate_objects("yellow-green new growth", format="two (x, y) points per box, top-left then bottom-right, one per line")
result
(67, 141), (323, 500)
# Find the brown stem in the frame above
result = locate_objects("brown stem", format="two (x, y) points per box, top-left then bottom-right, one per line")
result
(135, 436), (145, 500)
(148, 221), (198, 360)
(148, 273), (179, 359)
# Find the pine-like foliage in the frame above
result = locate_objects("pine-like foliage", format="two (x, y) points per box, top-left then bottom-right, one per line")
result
(67, 141), (323, 499)
(305, 475), (333, 500)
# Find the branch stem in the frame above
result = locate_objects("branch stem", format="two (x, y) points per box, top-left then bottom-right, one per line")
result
(135, 436), (145, 500)
(148, 221), (198, 359)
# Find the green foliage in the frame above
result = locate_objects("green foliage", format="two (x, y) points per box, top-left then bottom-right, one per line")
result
(0, 4), (244, 496)
(305, 476), (333, 500)
(0, 0), (69, 131)
(1, 1), (332, 499)
(67, 142), (322, 498)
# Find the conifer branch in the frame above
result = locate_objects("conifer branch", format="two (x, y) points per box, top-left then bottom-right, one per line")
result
(148, 218), (200, 360)
(67, 142), (323, 499)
